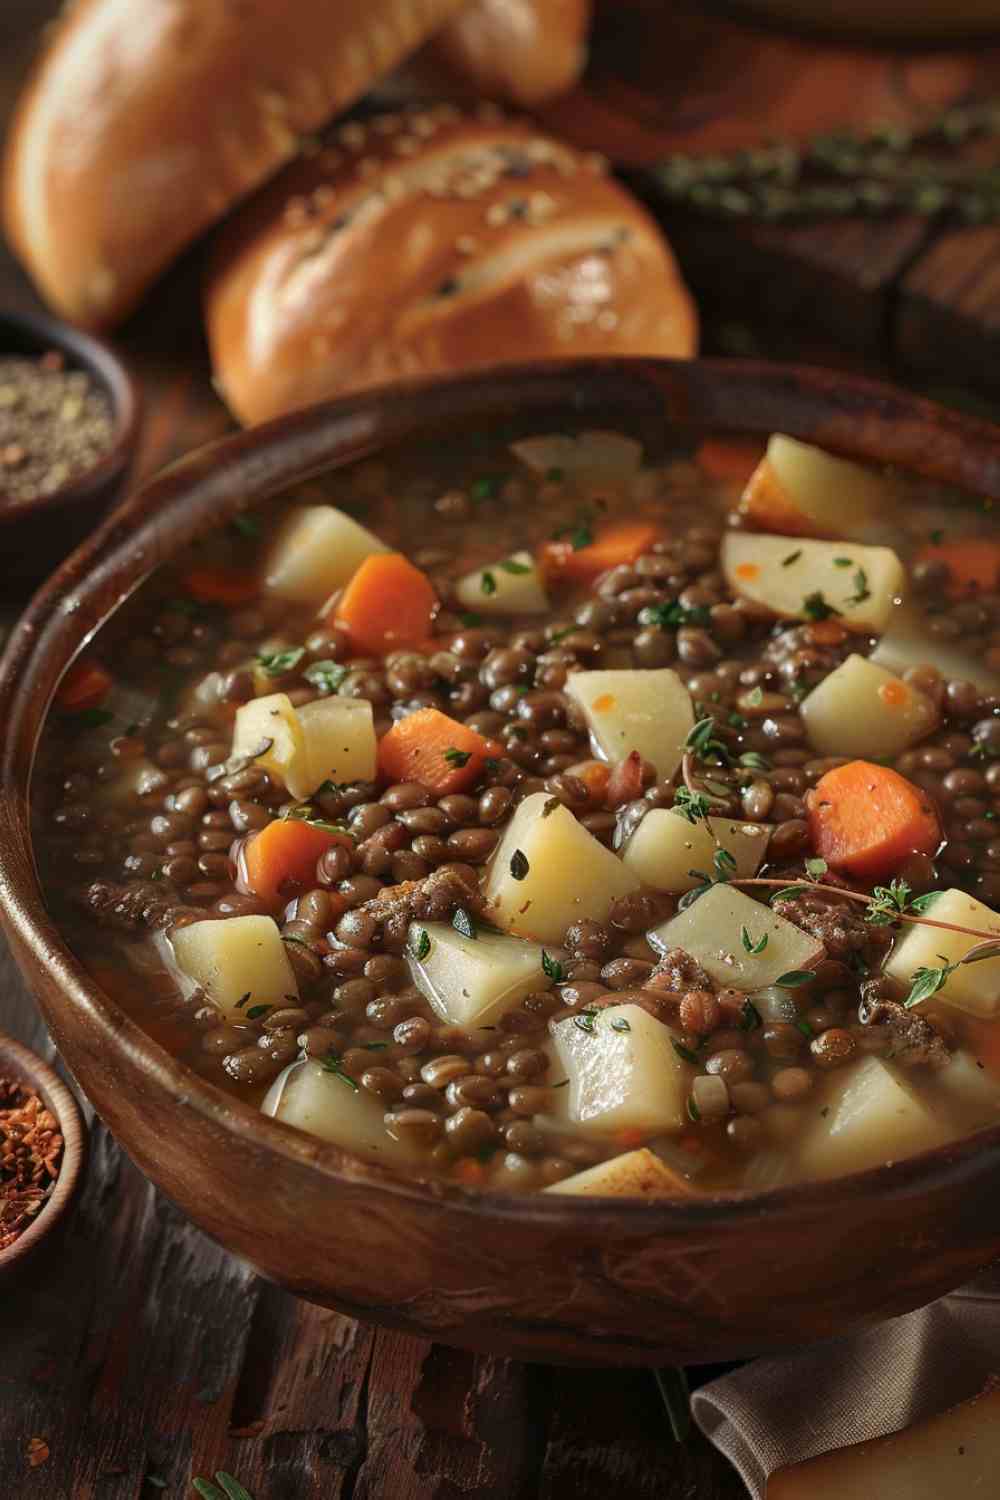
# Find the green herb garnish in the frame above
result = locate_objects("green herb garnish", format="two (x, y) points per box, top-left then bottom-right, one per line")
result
(746, 686), (764, 706)
(574, 1008), (599, 1034)
(257, 645), (305, 677)
(443, 746), (472, 768)
(673, 786), (712, 825)
(321, 1051), (359, 1091)
(230, 514), (261, 540)
(193, 1473), (256, 1500)
(781, 551), (802, 567)
(499, 557), (532, 575)
(480, 570), (497, 596)
(804, 857), (828, 879)
(739, 998), (763, 1031)
(672, 1039), (701, 1065)
(304, 659), (349, 695)
(65, 706), (114, 729)
(802, 591), (841, 622)
(413, 929), (431, 961)
(739, 751), (771, 772)
(541, 950), (565, 982)
(685, 716), (732, 766)
(452, 907), (476, 940)
(245, 1004), (271, 1020)
(775, 969), (816, 988)
(638, 601), (713, 630)
(740, 925), (768, 955)
(846, 568), (871, 606)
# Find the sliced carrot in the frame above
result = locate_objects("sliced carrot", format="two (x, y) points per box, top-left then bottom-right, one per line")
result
(807, 760), (941, 884)
(538, 521), (660, 585)
(695, 437), (766, 486)
(57, 658), (112, 712)
(181, 566), (259, 606)
(914, 540), (1000, 598)
(243, 817), (352, 909)
(378, 708), (498, 796)
(331, 552), (437, 656)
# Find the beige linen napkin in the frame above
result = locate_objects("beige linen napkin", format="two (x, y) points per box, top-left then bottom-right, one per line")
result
(691, 1269), (1000, 1497)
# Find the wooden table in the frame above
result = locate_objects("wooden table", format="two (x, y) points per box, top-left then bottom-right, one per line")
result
(5, 2), (1000, 1494)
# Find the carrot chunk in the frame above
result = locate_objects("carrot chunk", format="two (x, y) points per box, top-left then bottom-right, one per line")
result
(807, 760), (941, 884)
(539, 521), (660, 585)
(378, 708), (497, 796)
(332, 552), (437, 656)
(243, 817), (351, 909)
(914, 539), (1000, 598)
(181, 567), (259, 606)
(57, 658), (112, 712)
(695, 438), (766, 485)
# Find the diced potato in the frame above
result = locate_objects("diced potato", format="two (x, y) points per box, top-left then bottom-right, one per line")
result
(406, 921), (545, 1027)
(648, 884), (824, 990)
(545, 1147), (694, 1197)
(800, 654), (938, 760)
(797, 1056), (947, 1181)
(263, 1059), (419, 1167)
(484, 792), (640, 943)
(871, 600), (1000, 694)
(285, 697), (375, 798)
(767, 1377), (1000, 1500)
(721, 533), (905, 633)
(170, 915), (298, 1018)
(883, 888), (1000, 1018)
(550, 1003), (694, 1136)
(922, 1051), (1000, 1129)
(738, 433), (889, 539)
(263, 505), (388, 605)
(231, 692), (304, 789)
(622, 808), (770, 892)
(510, 430), (642, 485)
(454, 551), (549, 615)
(564, 669), (694, 782)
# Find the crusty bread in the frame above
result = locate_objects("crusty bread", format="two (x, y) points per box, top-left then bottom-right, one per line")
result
(2, 0), (465, 328)
(205, 107), (698, 426)
(423, 0), (592, 107)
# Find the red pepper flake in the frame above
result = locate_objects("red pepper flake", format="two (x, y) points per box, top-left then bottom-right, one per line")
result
(27, 1437), (50, 1468)
(0, 1077), (64, 1252)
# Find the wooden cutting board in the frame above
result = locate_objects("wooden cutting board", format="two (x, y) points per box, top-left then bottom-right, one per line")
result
(534, 0), (1000, 394)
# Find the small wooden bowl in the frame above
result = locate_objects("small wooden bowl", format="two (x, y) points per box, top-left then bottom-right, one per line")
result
(0, 306), (141, 589)
(4, 359), (1000, 1363)
(0, 1030), (86, 1282)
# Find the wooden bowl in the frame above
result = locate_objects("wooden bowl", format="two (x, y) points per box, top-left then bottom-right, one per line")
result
(0, 306), (141, 589)
(3, 359), (1000, 1365)
(0, 1030), (86, 1283)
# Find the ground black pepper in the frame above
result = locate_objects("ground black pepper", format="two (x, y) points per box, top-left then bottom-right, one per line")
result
(0, 349), (113, 503)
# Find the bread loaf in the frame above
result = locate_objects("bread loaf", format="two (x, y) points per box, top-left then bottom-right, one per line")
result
(424, 0), (592, 107)
(205, 107), (697, 426)
(3, 0), (465, 328)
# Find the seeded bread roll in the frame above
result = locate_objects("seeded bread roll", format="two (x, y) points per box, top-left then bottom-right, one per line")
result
(2, 0), (465, 328)
(205, 108), (698, 426)
(423, 0), (592, 107)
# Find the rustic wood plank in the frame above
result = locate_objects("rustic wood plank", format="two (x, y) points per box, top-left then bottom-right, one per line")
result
(897, 225), (1000, 393)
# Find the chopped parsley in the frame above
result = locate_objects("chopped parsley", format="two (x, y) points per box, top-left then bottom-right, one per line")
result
(321, 1051), (359, 1091)
(452, 907), (476, 940)
(574, 1009), (599, 1035)
(802, 591), (841, 622)
(775, 969), (816, 988)
(904, 961), (960, 1008)
(673, 786), (712, 825)
(746, 686), (764, 707)
(480, 570), (497, 596)
(833, 556), (853, 568)
(257, 645), (306, 676)
(499, 557), (532, 575)
(413, 929), (431, 961)
(739, 751), (771, 772)
(443, 746), (472, 768)
(64, 706), (114, 729)
(740, 925), (768, 956)
(846, 568), (871, 606)
(804, 857), (828, 879)
(672, 1039), (701, 1065)
(541, 950), (565, 982)
(304, 659), (349, 694)
(739, 998), (763, 1032)
(781, 550), (802, 567)
(638, 601), (713, 630)
(245, 1004), (271, 1021)
(470, 475), (504, 502)
(929, 528), (944, 545)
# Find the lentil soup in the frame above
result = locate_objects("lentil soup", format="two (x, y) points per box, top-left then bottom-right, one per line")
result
(32, 425), (1000, 1197)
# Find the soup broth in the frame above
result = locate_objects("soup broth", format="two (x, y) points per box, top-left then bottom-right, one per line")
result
(33, 425), (1000, 1197)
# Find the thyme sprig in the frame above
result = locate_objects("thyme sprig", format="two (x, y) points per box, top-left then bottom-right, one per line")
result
(645, 99), (1000, 224)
